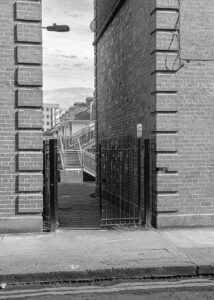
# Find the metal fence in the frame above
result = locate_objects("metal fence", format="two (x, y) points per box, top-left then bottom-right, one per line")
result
(43, 139), (58, 232)
(98, 137), (151, 227)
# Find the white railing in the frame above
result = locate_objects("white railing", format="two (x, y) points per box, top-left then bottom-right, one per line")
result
(83, 151), (96, 176)
(64, 150), (83, 169)
(59, 121), (96, 176)
(58, 136), (65, 170)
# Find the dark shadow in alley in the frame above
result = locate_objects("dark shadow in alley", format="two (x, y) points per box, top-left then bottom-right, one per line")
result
(58, 183), (100, 229)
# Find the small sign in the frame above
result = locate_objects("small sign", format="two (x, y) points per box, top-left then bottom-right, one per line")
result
(137, 123), (142, 138)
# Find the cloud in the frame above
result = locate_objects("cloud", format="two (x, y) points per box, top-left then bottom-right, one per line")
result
(44, 86), (94, 107)
(65, 14), (84, 18)
(56, 54), (77, 59)
(73, 63), (85, 68)
(43, 0), (94, 90)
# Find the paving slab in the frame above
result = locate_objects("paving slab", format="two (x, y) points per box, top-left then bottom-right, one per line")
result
(1, 229), (210, 282)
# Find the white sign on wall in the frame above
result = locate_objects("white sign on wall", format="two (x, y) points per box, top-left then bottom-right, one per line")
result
(137, 123), (142, 138)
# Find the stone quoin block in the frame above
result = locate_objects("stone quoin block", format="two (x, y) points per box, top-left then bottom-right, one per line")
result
(17, 45), (42, 65)
(151, 94), (178, 112)
(17, 89), (43, 107)
(18, 152), (43, 171)
(16, 1), (42, 22)
(18, 173), (43, 192)
(17, 67), (43, 86)
(18, 131), (43, 150)
(152, 113), (178, 132)
(16, 23), (42, 43)
(155, 193), (179, 212)
(151, 0), (179, 13)
(151, 31), (179, 53)
(18, 194), (43, 213)
(151, 52), (180, 73)
(154, 173), (178, 193)
(156, 153), (178, 172)
(151, 11), (179, 33)
(155, 133), (178, 152)
(18, 109), (43, 129)
(151, 73), (178, 93)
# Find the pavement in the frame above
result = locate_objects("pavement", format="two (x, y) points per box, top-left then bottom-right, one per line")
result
(0, 228), (214, 283)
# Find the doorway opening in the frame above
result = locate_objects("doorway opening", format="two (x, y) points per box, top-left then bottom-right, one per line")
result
(42, 1), (98, 230)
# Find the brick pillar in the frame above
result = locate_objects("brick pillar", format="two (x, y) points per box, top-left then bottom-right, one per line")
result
(0, 0), (43, 233)
(150, 0), (179, 227)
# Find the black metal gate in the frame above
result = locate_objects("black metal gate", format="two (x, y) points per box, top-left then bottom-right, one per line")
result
(43, 139), (58, 232)
(98, 137), (151, 227)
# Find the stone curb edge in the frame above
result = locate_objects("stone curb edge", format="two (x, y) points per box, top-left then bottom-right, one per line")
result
(1, 264), (214, 284)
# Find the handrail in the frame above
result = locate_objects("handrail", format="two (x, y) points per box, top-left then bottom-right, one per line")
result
(64, 149), (83, 168)
(58, 136), (65, 170)
(71, 120), (96, 141)
(62, 149), (96, 176)
(83, 150), (96, 176)
(78, 137), (82, 151)
(59, 136), (64, 154)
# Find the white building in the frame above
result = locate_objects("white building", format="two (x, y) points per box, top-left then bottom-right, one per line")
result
(43, 103), (60, 132)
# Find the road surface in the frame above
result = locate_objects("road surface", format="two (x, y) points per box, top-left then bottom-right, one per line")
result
(1, 278), (214, 299)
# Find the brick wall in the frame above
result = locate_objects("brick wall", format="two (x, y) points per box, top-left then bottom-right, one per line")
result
(95, 0), (151, 140)
(0, 0), (43, 233)
(95, 0), (152, 219)
(95, 0), (214, 227)
(96, 0), (119, 33)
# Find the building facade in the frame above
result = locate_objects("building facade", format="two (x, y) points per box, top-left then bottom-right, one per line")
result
(46, 99), (94, 139)
(43, 103), (60, 132)
(95, 0), (214, 227)
(0, 0), (43, 233)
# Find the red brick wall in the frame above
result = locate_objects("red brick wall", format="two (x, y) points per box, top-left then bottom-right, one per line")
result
(95, 0), (152, 219)
(95, 0), (214, 227)
(0, 0), (43, 233)
(152, 0), (214, 227)
(96, 0), (119, 33)
(95, 0), (151, 140)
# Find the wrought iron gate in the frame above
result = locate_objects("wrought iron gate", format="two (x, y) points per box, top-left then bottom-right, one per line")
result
(43, 139), (58, 232)
(98, 137), (151, 227)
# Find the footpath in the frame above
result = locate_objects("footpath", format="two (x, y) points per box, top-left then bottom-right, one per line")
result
(0, 228), (214, 283)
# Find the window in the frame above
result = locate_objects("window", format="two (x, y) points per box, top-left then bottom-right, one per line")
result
(47, 122), (49, 125)
(46, 108), (49, 111)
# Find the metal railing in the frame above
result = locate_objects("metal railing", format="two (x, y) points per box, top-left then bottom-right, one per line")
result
(43, 139), (58, 232)
(98, 137), (143, 227)
(83, 151), (96, 176)
(58, 136), (65, 170)
(64, 150), (83, 169)
(62, 121), (96, 151)
(58, 121), (96, 177)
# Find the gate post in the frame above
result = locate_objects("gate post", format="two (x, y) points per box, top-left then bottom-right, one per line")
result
(49, 139), (58, 232)
(138, 138), (142, 225)
(144, 139), (152, 226)
(98, 143), (102, 214)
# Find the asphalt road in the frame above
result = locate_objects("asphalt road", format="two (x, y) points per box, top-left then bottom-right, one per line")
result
(1, 279), (214, 299)
(29, 289), (214, 300)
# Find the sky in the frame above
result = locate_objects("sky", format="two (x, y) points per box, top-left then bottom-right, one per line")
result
(42, 0), (94, 93)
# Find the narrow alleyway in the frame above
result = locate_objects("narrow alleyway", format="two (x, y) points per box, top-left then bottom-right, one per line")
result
(58, 183), (100, 229)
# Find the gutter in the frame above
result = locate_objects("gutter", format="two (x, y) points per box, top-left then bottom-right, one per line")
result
(93, 0), (126, 46)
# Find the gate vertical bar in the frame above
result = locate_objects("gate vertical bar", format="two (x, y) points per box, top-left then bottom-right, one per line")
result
(98, 143), (102, 216)
(138, 138), (142, 225)
(144, 139), (152, 226)
(49, 139), (58, 232)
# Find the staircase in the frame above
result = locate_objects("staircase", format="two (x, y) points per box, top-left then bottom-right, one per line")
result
(65, 150), (82, 169)
(58, 121), (96, 182)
